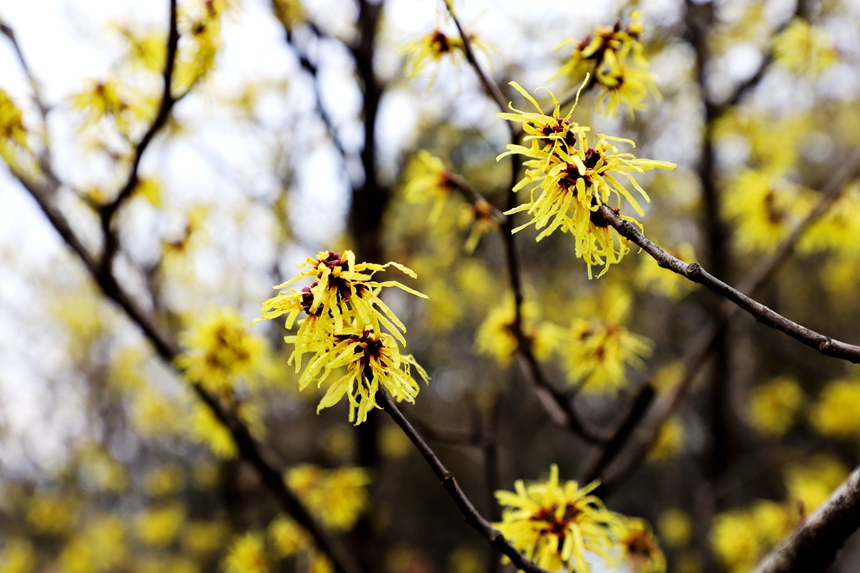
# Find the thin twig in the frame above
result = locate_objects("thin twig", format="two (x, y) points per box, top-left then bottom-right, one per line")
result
(444, 9), (610, 444)
(753, 465), (860, 573)
(379, 392), (552, 573)
(601, 204), (860, 362)
(99, 0), (182, 275)
(599, 148), (860, 490)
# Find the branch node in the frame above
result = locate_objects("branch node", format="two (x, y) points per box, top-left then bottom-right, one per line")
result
(684, 262), (702, 278)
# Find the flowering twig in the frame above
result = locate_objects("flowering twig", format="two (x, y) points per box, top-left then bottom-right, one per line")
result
(597, 147), (860, 491)
(752, 465), (860, 573)
(601, 203), (860, 362)
(443, 13), (611, 445)
(99, 0), (183, 277)
(379, 392), (553, 573)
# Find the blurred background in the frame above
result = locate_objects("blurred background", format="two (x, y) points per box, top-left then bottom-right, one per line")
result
(1, 0), (860, 572)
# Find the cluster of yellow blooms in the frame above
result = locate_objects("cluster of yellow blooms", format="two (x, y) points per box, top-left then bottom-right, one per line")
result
(556, 12), (658, 118)
(772, 18), (837, 77)
(220, 465), (369, 573)
(255, 250), (429, 424)
(498, 82), (675, 278)
(495, 464), (665, 573)
(0, 89), (31, 172)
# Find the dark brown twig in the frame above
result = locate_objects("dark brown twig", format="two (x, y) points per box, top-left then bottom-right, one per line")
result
(599, 148), (860, 491)
(601, 204), (860, 362)
(379, 392), (552, 573)
(753, 465), (860, 573)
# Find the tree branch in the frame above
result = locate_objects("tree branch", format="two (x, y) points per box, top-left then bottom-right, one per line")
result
(98, 0), (182, 277)
(600, 204), (860, 363)
(379, 392), (552, 573)
(753, 466), (860, 573)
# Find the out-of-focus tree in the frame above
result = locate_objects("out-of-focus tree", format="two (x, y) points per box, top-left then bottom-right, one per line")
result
(1, 1), (860, 573)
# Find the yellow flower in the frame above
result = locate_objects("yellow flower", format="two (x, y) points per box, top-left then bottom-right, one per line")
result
(497, 82), (675, 277)
(613, 517), (666, 573)
(0, 538), (37, 573)
(177, 309), (268, 393)
(402, 150), (455, 224)
(799, 182), (860, 257)
(134, 503), (186, 547)
(143, 464), (186, 497)
(268, 515), (309, 558)
(556, 12), (658, 118)
(27, 494), (77, 535)
(299, 330), (429, 424)
(182, 519), (231, 556)
(747, 377), (803, 437)
(399, 28), (466, 79)
(657, 509), (692, 548)
(285, 465), (371, 531)
(0, 89), (31, 171)
(711, 501), (797, 573)
(773, 18), (837, 77)
(223, 532), (269, 573)
(475, 297), (561, 367)
(724, 170), (811, 254)
(647, 416), (684, 462)
(784, 455), (848, 513)
(810, 377), (860, 437)
(59, 516), (126, 573)
(564, 317), (652, 395)
(189, 402), (238, 458)
(494, 464), (618, 573)
(308, 552), (334, 573)
(257, 250), (425, 363)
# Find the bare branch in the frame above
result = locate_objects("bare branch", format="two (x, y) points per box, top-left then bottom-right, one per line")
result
(99, 0), (182, 274)
(601, 204), (860, 363)
(379, 392), (553, 573)
(599, 148), (860, 490)
(753, 465), (860, 573)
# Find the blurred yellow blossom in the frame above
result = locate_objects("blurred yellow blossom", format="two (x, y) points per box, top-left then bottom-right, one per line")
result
(189, 402), (238, 458)
(725, 170), (812, 254)
(268, 516), (309, 558)
(747, 377), (803, 437)
(810, 377), (860, 437)
(27, 494), (77, 534)
(177, 308), (268, 393)
(475, 297), (560, 367)
(182, 519), (231, 556)
(285, 464), (371, 531)
(613, 517), (666, 573)
(0, 538), (37, 573)
(134, 503), (186, 547)
(223, 532), (269, 573)
(647, 416), (684, 462)
(402, 150), (455, 224)
(784, 455), (848, 513)
(59, 516), (126, 573)
(556, 12), (658, 118)
(799, 182), (860, 258)
(143, 464), (186, 497)
(773, 18), (837, 76)
(657, 509), (692, 548)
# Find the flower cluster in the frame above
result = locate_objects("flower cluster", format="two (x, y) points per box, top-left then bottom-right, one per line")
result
(0, 89), (32, 172)
(556, 12), (658, 118)
(255, 250), (428, 424)
(495, 464), (664, 573)
(747, 376), (803, 437)
(176, 309), (268, 394)
(285, 464), (371, 531)
(498, 82), (675, 278)
(402, 29), (467, 79)
(772, 18), (837, 77)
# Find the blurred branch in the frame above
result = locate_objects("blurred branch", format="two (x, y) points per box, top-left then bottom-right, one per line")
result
(5, 13), (362, 563)
(753, 465), (860, 573)
(0, 22), (49, 124)
(271, 8), (349, 162)
(379, 392), (552, 573)
(98, 0), (182, 278)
